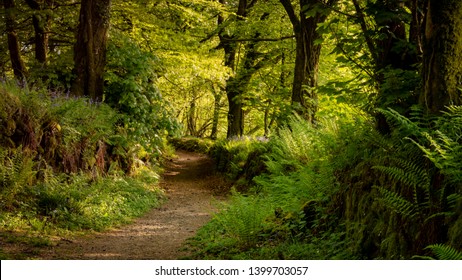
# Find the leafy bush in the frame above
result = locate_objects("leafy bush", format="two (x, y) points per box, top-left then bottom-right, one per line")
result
(210, 138), (268, 186)
(105, 34), (181, 156)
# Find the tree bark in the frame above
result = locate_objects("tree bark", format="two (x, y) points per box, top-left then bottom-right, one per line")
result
(225, 11), (271, 138)
(210, 84), (223, 140)
(187, 96), (197, 136)
(3, 0), (28, 80)
(71, 0), (111, 101)
(25, 0), (53, 64)
(226, 76), (245, 138)
(280, 0), (335, 123)
(352, 0), (422, 134)
(420, 0), (462, 113)
(218, 0), (259, 138)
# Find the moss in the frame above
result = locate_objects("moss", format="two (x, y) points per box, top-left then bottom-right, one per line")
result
(448, 210), (462, 249)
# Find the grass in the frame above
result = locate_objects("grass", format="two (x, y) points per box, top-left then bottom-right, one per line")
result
(0, 169), (165, 259)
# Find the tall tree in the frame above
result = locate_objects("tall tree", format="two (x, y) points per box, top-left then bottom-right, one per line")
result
(3, 0), (28, 80)
(71, 0), (111, 101)
(279, 0), (336, 123)
(217, 0), (257, 138)
(24, 0), (54, 64)
(216, 0), (279, 138)
(420, 0), (462, 113)
(349, 0), (423, 133)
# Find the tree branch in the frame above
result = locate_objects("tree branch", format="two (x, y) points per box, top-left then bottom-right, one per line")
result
(279, 0), (299, 29)
(352, 0), (377, 64)
(320, 1), (358, 18)
(220, 35), (295, 42)
(24, 0), (41, 10)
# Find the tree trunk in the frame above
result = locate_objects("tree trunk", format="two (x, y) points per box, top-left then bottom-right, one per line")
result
(225, 23), (270, 138)
(352, 0), (422, 133)
(25, 0), (53, 64)
(226, 76), (245, 138)
(408, 0), (425, 57)
(71, 0), (111, 101)
(420, 0), (462, 113)
(187, 97), (197, 136)
(292, 12), (323, 123)
(32, 15), (49, 63)
(280, 0), (334, 124)
(218, 0), (258, 138)
(3, 0), (28, 80)
(210, 84), (223, 140)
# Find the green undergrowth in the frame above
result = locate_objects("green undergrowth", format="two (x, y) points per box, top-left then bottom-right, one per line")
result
(209, 138), (268, 190)
(170, 136), (269, 191)
(186, 114), (361, 259)
(0, 169), (163, 233)
(186, 105), (462, 260)
(0, 82), (168, 258)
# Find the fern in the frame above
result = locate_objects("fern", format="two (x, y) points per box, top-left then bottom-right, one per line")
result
(373, 159), (430, 206)
(374, 107), (462, 214)
(213, 193), (272, 247)
(0, 148), (36, 210)
(425, 244), (462, 260)
(447, 193), (462, 209)
(410, 130), (462, 183)
(375, 186), (419, 218)
(267, 115), (336, 175)
(373, 163), (428, 190)
(376, 107), (422, 136)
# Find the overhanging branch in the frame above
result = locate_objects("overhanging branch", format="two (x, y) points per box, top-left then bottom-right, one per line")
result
(220, 35), (295, 42)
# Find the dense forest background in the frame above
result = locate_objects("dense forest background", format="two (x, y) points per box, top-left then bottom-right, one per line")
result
(1, 0), (462, 259)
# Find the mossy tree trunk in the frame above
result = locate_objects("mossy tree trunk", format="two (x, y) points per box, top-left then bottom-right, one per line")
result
(226, 76), (246, 138)
(71, 0), (111, 102)
(187, 94), (197, 136)
(420, 0), (462, 113)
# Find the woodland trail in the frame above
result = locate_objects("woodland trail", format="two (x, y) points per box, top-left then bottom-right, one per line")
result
(37, 150), (227, 259)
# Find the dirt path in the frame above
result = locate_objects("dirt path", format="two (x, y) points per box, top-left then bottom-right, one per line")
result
(38, 150), (227, 259)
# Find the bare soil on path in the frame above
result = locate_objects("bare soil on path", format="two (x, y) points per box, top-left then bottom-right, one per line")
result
(35, 150), (227, 259)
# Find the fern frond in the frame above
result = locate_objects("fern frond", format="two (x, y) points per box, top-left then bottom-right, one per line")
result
(365, 129), (395, 150)
(425, 244), (462, 260)
(376, 108), (421, 135)
(424, 212), (455, 224)
(373, 165), (426, 190)
(373, 159), (430, 205)
(374, 186), (419, 218)
(442, 105), (462, 127)
(447, 193), (462, 209)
